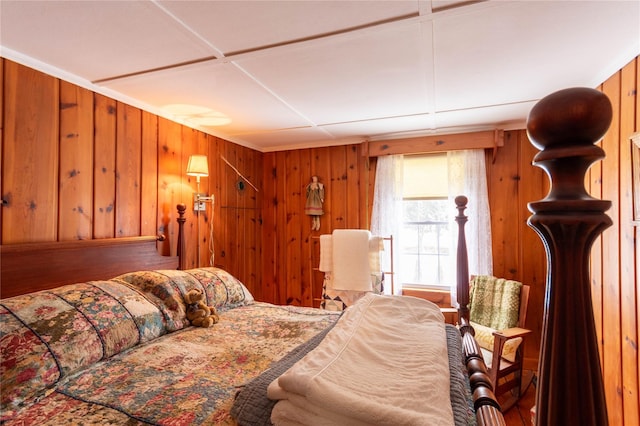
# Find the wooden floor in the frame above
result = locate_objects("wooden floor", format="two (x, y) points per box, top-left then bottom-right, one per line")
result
(502, 370), (536, 426)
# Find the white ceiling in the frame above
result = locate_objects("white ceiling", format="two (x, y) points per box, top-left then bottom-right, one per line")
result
(1, 0), (639, 152)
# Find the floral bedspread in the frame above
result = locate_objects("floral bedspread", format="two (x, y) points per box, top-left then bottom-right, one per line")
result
(0, 268), (340, 425)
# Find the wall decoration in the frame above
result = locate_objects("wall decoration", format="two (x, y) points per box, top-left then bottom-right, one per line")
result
(305, 176), (325, 231)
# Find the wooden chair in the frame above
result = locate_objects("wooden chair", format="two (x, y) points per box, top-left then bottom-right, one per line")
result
(468, 275), (532, 412)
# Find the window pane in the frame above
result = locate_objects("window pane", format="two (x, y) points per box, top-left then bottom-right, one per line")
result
(400, 199), (452, 286)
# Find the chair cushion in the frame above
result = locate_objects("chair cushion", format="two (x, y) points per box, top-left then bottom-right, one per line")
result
(469, 275), (522, 330)
(471, 321), (522, 363)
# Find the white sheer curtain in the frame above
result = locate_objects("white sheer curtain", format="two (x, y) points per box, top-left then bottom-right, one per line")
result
(447, 149), (493, 302)
(370, 155), (404, 296)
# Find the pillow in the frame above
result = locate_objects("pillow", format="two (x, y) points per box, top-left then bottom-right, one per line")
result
(184, 267), (254, 309)
(469, 275), (522, 330)
(115, 270), (191, 332)
(470, 321), (522, 363)
(0, 281), (151, 412)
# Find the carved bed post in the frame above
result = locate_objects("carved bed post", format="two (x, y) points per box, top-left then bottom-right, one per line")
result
(455, 195), (504, 426)
(526, 87), (612, 425)
(177, 203), (187, 270)
(455, 195), (470, 322)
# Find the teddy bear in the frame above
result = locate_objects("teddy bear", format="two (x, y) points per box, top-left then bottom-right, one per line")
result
(184, 288), (219, 328)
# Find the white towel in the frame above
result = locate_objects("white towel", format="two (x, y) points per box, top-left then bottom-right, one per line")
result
(332, 229), (372, 291)
(368, 236), (384, 273)
(318, 235), (333, 272)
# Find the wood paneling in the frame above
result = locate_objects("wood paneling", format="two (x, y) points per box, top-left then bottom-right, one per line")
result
(0, 58), (262, 293)
(619, 58), (638, 426)
(1, 54), (638, 426)
(141, 111), (159, 237)
(488, 129), (548, 368)
(116, 103), (142, 237)
(2, 61), (58, 243)
(93, 93), (117, 239)
(59, 81), (93, 240)
(262, 145), (371, 306)
(591, 57), (640, 426)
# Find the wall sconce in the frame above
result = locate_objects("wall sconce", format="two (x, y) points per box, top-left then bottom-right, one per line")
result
(186, 155), (213, 211)
(186, 154), (215, 268)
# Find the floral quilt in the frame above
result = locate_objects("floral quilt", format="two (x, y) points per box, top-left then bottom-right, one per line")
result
(0, 268), (340, 425)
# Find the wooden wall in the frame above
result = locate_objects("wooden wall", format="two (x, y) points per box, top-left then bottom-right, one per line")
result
(259, 146), (374, 305)
(0, 59), (263, 296)
(2, 53), (638, 426)
(260, 132), (548, 368)
(590, 56), (639, 426)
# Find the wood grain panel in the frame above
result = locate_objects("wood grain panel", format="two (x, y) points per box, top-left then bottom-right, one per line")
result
(59, 80), (93, 240)
(93, 93), (116, 238)
(619, 59), (639, 426)
(2, 61), (58, 243)
(157, 117), (182, 256)
(589, 83), (605, 365)
(286, 149), (303, 305)
(329, 147), (347, 230)
(345, 144), (361, 229)
(601, 71), (623, 426)
(309, 146), (332, 305)
(488, 130), (521, 277)
(0, 59), (3, 241)
(223, 143), (239, 274)
(368, 129), (504, 156)
(210, 139), (224, 269)
(116, 103), (142, 237)
(261, 151), (278, 304)
(519, 130), (548, 367)
(242, 143), (262, 295)
(635, 60), (640, 426)
(181, 126), (198, 270)
(299, 149), (313, 306)
(141, 111), (159, 237)
(213, 138), (228, 273)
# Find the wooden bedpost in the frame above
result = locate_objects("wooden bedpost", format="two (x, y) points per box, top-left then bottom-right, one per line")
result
(177, 203), (187, 270)
(455, 195), (504, 425)
(526, 87), (612, 426)
(455, 195), (470, 322)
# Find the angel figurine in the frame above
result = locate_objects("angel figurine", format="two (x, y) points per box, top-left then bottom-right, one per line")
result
(305, 176), (324, 231)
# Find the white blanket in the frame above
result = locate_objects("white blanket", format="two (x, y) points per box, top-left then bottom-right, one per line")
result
(332, 229), (372, 291)
(267, 293), (454, 426)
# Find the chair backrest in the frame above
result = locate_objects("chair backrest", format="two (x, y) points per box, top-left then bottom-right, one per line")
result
(469, 275), (528, 330)
(517, 284), (530, 328)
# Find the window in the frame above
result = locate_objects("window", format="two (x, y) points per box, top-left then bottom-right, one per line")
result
(399, 154), (452, 289)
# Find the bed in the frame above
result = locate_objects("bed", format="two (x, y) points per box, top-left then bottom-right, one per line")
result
(0, 87), (610, 426)
(0, 203), (497, 425)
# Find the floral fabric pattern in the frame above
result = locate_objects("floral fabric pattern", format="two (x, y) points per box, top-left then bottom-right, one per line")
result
(0, 267), (259, 421)
(2, 302), (339, 425)
(115, 270), (190, 332)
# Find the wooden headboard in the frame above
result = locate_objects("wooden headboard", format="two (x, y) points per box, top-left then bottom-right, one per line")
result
(0, 204), (187, 299)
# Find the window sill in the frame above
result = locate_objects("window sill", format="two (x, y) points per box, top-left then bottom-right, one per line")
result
(402, 287), (452, 308)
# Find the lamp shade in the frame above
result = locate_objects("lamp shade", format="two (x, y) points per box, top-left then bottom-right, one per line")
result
(186, 155), (209, 177)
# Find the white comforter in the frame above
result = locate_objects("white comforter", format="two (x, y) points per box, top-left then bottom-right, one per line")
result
(267, 293), (454, 426)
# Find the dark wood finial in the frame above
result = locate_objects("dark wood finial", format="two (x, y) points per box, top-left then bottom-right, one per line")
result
(527, 87), (612, 426)
(176, 203), (187, 270)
